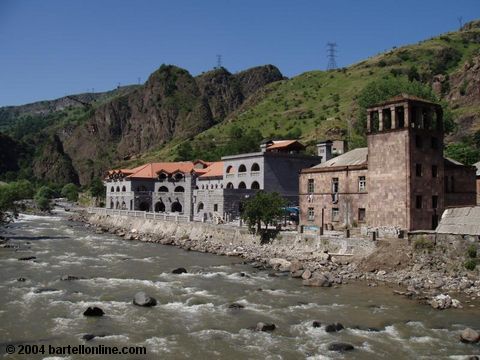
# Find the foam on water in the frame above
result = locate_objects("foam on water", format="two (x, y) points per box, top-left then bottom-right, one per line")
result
(144, 337), (177, 354)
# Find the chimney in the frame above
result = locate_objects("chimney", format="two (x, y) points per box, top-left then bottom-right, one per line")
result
(316, 140), (333, 163)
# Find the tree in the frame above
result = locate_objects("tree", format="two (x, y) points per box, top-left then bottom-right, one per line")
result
(89, 177), (105, 199)
(36, 186), (55, 200)
(241, 191), (286, 233)
(61, 183), (79, 202)
(34, 186), (54, 212)
(176, 141), (194, 161)
(444, 142), (480, 165)
(0, 180), (34, 223)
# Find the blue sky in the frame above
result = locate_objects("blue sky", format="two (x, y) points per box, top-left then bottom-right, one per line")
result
(0, 0), (478, 106)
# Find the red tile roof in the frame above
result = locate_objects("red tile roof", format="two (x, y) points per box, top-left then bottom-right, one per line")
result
(266, 140), (305, 151)
(199, 161), (224, 178)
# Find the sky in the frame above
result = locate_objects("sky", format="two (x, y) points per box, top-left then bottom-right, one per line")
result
(0, 0), (478, 106)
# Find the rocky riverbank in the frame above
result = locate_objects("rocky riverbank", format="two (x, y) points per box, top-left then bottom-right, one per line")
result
(72, 211), (480, 311)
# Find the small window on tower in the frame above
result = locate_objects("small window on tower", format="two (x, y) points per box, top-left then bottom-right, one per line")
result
(416, 195), (423, 209)
(431, 137), (439, 150)
(307, 179), (315, 193)
(415, 135), (423, 149)
(358, 176), (366, 192)
(416, 164), (422, 177)
(432, 165), (438, 178)
(358, 208), (366, 222)
(332, 207), (340, 221)
(432, 196), (438, 209)
(307, 207), (315, 221)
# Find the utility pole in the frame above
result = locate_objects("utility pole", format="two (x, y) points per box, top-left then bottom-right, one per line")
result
(326, 42), (338, 71)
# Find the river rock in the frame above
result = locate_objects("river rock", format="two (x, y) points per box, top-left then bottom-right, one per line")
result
(255, 322), (276, 332)
(269, 258), (291, 272)
(17, 277), (26, 282)
(429, 294), (461, 310)
(83, 307), (104, 317)
(133, 292), (157, 307)
(228, 303), (245, 310)
(61, 275), (81, 281)
(460, 328), (480, 343)
(302, 273), (332, 287)
(291, 270), (304, 278)
(18, 256), (36, 261)
(302, 270), (312, 280)
(312, 321), (321, 328)
(327, 342), (354, 352)
(325, 323), (344, 332)
(172, 267), (187, 274)
(289, 260), (303, 273)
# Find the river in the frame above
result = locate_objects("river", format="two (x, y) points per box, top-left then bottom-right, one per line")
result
(0, 211), (479, 359)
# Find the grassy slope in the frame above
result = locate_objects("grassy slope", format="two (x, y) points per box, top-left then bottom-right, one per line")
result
(126, 24), (480, 166)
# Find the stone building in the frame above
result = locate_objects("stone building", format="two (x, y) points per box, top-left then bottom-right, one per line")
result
(105, 140), (321, 222)
(299, 95), (477, 233)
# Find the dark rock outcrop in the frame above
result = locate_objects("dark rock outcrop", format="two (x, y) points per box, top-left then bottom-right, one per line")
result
(255, 322), (276, 332)
(83, 307), (104, 317)
(325, 323), (344, 333)
(172, 267), (187, 274)
(327, 342), (354, 352)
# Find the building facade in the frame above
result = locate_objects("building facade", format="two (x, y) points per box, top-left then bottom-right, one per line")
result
(299, 95), (477, 233)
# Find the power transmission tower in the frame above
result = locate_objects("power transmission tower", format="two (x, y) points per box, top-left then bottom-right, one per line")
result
(458, 16), (463, 30)
(327, 42), (337, 70)
(216, 54), (222, 69)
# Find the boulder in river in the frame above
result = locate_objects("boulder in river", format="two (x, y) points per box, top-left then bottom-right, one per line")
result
(325, 323), (344, 332)
(429, 294), (461, 310)
(133, 292), (157, 307)
(289, 260), (303, 273)
(302, 273), (332, 287)
(255, 322), (276, 332)
(83, 307), (104, 317)
(172, 267), (187, 274)
(268, 258), (291, 272)
(228, 303), (245, 310)
(18, 256), (36, 261)
(17, 277), (26, 282)
(302, 270), (312, 280)
(460, 328), (480, 343)
(312, 321), (321, 328)
(328, 342), (354, 352)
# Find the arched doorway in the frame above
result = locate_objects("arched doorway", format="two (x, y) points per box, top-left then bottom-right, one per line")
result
(155, 202), (165, 212)
(115, 201), (120, 209)
(139, 202), (150, 211)
(251, 181), (260, 190)
(197, 202), (204, 213)
(171, 201), (182, 213)
(238, 182), (246, 189)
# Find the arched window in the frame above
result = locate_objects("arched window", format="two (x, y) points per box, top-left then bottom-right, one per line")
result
(215, 184), (218, 189)
(158, 173), (167, 181)
(158, 186), (168, 192)
(251, 163), (260, 172)
(155, 202), (165, 212)
(238, 182), (246, 189)
(174, 173), (184, 181)
(210, 184), (214, 189)
(171, 201), (182, 213)
(226, 182), (234, 189)
(221, 184), (224, 189)
(251, 181), (260, 190)
(110, 201), (114, 208)
(197, 202), (204, 213)
(111, 187), (115, 192)
(116, 186), (120, 192)
(121, 201), (126, 209)
(238, 164), (247, 173)
(174, 186), (185, 193)
(226, 165), (235, 174)
(122, 186), (126, 192)
(115, 201), (120, 209)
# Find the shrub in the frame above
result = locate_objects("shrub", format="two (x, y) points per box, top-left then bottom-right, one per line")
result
(34, 195), (51, 211)
(467, 245), (477, 258)
(464, 259), (476, 271)
(414, 237), (434, 250)
(61, 183), (79, 202)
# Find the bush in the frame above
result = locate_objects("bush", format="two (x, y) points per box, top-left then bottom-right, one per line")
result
(464, 259), (476, 271)
(414, 237), (434, 250)
(467, 245), (477, 258)
(61, 183), (79, 202)
(35, 195), (51, 211)
(36, 186), (55, 199)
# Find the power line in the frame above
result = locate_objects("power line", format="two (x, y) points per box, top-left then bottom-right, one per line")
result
(326, 42), (338, 71)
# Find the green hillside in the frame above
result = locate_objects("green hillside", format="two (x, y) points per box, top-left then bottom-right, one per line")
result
(131, 20), (480, 166)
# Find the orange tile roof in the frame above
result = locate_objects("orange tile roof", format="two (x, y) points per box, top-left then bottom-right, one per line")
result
(199, 161), (224, 178)
(126, 162), (201, 179)
(266, 140), (305, 151)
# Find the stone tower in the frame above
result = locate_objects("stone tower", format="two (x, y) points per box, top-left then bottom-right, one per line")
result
(366, 95), (444, 231)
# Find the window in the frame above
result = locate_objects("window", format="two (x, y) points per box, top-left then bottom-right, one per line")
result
(214, 204), (218, 212)
(332, 178), (339, 193)
(307, 207), (315, 221)
(116, 186), (120, 192)
(122, 186), (126, 192)
(251, 181), (260, 190)
(238, 182), (246, 189)
(226, 165), (235, 174)
(415, 164), (422, 177)
(158, 173), (167, 181)
(110, 187), (114, 192)
(358, 208), (366, 222)
(431, 137), (439, 150)
(451, 176), (455, 192)
(158, 186), (168, 192)
(174, 173), (184, 181)
(226, 182), (234, 189)
(197, 203), (204, 212)
(358, 176), (366, 192)
(251, 163), (260, 172)
(432, 195), (438, 209)
(332, 208), (340, 222)
(415, 135), (423, 149)
(432, 165), (438, 178)
(238, 164), (247, 173)
(174, 186), (185, 193)
(444, 176), (449, 192)
(416, 195), (422, 209)
(307, 179), (315, 193)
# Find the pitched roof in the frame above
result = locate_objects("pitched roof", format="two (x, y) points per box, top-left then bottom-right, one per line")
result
(372, 94), (439, 108)
(121, 161), (206, 179)
(266, 140), (306, 151)
(199, 161), (224, 178)
(312, 147), (368, 169)
(436, 206), (480, 235)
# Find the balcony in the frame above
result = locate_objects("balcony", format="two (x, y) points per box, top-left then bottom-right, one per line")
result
(250, 171), (260, 176)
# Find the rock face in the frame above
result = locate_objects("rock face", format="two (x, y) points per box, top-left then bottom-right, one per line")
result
(460, 328), (480, 343)
(83, 307), (104, 317)
(133, 292), (157, 307)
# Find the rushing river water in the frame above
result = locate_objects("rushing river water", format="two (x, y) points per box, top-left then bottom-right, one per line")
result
(0, 211), (479, 359)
